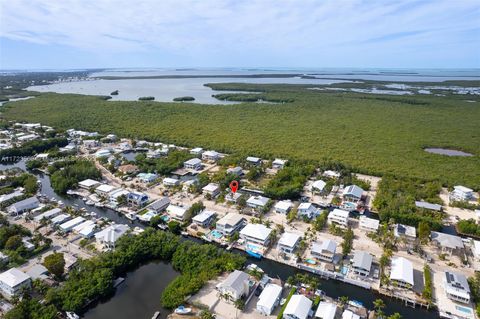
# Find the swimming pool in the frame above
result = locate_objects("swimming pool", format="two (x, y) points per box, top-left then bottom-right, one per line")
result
(340, 266), (349, 275)
(160, 215), (170, 222)
(456, 305), (473, 314)
(210, 230), (223, 239)
(305, 259), (316, 265)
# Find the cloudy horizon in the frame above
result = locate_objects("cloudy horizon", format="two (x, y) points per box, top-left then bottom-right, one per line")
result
(1, 0), (479, 69)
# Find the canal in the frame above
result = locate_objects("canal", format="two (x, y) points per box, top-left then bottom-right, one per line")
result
(0, 160), (437, 319)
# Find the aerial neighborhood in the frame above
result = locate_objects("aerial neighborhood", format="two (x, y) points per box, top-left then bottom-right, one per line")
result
(0, 121), (478, 319)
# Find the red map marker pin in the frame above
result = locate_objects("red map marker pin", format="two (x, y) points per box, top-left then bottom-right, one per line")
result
(229, 180), (239, 193)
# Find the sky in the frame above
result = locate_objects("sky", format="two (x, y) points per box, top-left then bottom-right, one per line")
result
(0, 0), (479, 70)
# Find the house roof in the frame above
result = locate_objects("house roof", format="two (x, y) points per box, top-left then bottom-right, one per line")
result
(203, 150), (219, 157)
(454, 185), (473, 193)
(312, 239), (337, 254)
(78, 179), (100, 188)
(323, 170), (340, 178)
(278, 232), (301, 248)
(217, 213), (244, 227)
(227, 166), (243, 175)
(127, 191), (148, 201)
(185, 158), (202, 165)
(474, 240), (480, 257)
(312, 180), (327, 191)
(444, 271), (470, 295)
(257, 283), (282, 312)
(96, 184), (117, 193)
(163, 177), (179, 184)
(145, 197), (170, 211)
(342, 310), (360, 319)
(352, 251), (373, 271)
(298, 202), (314, 210)
(240, 223), (272, 241)
(394, 224), (416, 238)
(9, 196), (39, 211)
(167, 205), (188, 218)
(34, 207), (62, 222)
(415, 201), (442, 211)
(0, 268), (30, 287)
(272, 158), (287, 165)
(59, 216), (85, 230)
(431, 231), (464, 250)
(95, 224), (129, 243)
(359, 216), (379, 230)
(73, 220), (95, 233)
(390, 257), (414, 286)
(202, 183), (220, 192)
(247, 195), (270, 207)
(315, 301), (337, 319)
(283, 294), (312, 319)
(275, 200), (293, 211)
(329, 208), (349, 219)
(343, 185), (364, 199)
(26, 264), (48, 279)
(50, 214), (70, 225)
(192, 210), (216, 223)
(220, 270), (249, 296)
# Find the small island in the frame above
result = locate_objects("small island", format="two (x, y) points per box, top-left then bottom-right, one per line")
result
(173, 96), (195, 102)
(110, 90), (119, 95)
(138, 96), (155, 101)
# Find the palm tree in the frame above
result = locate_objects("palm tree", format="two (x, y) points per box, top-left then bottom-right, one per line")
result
(373, 299), (386, 318)
(339, 296), (349, 308)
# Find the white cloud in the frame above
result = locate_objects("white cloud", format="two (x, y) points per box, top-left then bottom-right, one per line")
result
(1, 0), (479, 66)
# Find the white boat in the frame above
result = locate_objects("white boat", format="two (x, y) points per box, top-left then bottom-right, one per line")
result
(151, 311), (160, 319)
(174, 306), (192, 315)
(85, 200), (94, 206)
(66, 312), (80, 319)
(94, 202), (104, 208)
(90, 212), (97, 217)
(66, 190), (75, 195)
(82, 197), (87, 201)
(181, 231), (189, 237)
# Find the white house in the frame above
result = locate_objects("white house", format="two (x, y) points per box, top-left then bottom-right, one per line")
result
(202, 183), (221, 198)
(328, 209), (349, 227)
(247, 195), (270, 211)
(216, 213), (245, 236)
(190, 147), (204, 156)
(474, 240), (480, 261)
(33, 207), (62, 223)
(227, 166), (243, 176)
(246, 156), (262, 166)
(283, 294), (312, 319)
(240, 223), (273, 246)
(50, 214), (70, 225)
(95, 184), (117, 197)
(450, 185), (474, 202)
(274, 200), (293, 214)
(342, 310), (360, 319)
(127, 191), (149, 207)
(184, 158), (202, 170)
(394, 224), (416, 240)
(342, 185), (364, 203)
(163, 177), (180, 187)
(78, 179), (100, 190)
(202, 150), (220, 162)
(444, 271), (471, 304)
(323, 170), (340, 179)
(415, 201), (442, 212)
(217, 270), (250, 301)
(311, 180), (327, 194)
(256, 283), (283, 315)
(59, 216), (85, 233)
(390, 256), (414, 288)
(315, 301), (337, 319)
(297, 203), (320, 219)
(167, 205), (189, 221)
(359, 216), (379, 232)
(0, 268), (31, 299)
(431, 231), (465, 255)
(95, 224), (130, 248)
(192, 210), (216, 227)
(7, 196), (39, 215)
(311, 239), (337, 262)
(277, 232), (301, 254)
(272, 159), (287, 169)
(352, 251), (373, 277)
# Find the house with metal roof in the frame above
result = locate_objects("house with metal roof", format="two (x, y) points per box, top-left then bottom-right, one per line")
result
(202, 150), (220, 162)
(393, 224), (416, 240)
(163, 177), (180, 187)
(95, 224), (130, 249)
(277, 232), (301, 254)
(247, 195), (270, 211)
(312, 180), (327, 194)
(450, 185), (474, 202)
(389, 256), (414, 288)
(415, 201), (442, 212)
(50, 214), (71, 225)
(78, 179), (101, 190)
(33, 207), (62, 223)
(240, 223), (273, 246)
(256, 283), (282, 315)
(274, 200), (293, 214)
(246, 156), (262, 166)
(311, 239), (337, 263)
(328, 209), (349, 227)
(127, 191), (149, 207)
(342, 185), (364, 203)
(144, 197), (170, 213)
(202, 183), (220, 198)
(272, 158), (287, 169)
(352, 251), (373, 277)
(216, 213), (245, 236)
(190, 147), (203, 156)
(0, 268), (31, 299)
(192, 210), (216, 228)
(431, 231), (465, 255)
(315, 301), (337, 319)
(59, 216), (85, 233)
(297, 202), (319, 219)
(227, 166), (243, 176)
(184, 158), (202, 170)
(7, 196), (39, 215)
(95, 184), (118, 197)
(443, 271), (471, 304)
(167, 204), (189, 221)
(283, 294), (312, 319)
(359, 216), (379, 232)
(216, 270), (250, 301)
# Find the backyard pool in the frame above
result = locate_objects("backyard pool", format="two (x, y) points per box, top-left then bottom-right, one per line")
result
(210, 230), (223, 239)
(456, 305), (473, 315)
